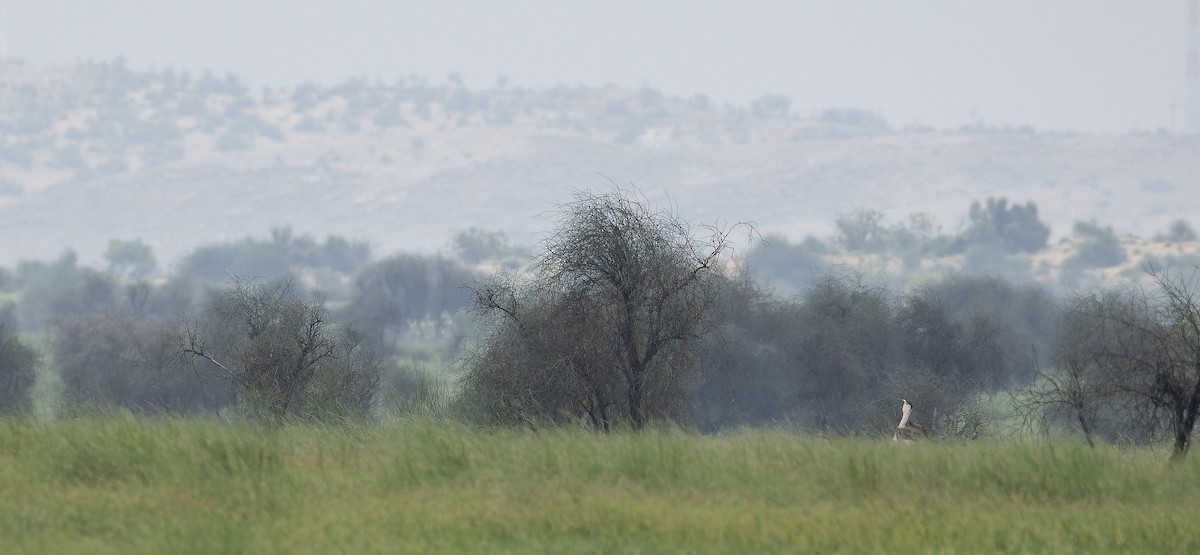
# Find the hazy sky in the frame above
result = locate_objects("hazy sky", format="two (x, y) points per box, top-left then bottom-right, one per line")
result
(5, 1), (1192, 132)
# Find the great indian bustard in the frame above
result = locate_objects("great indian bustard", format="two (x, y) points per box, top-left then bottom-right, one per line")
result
(893, 399), (925, 442)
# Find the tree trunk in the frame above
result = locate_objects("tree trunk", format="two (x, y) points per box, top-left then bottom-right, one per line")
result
(599, 401), (611, 433)
(1074, 404), (1095, 449)
(627, 375), (645, 430)
(1171, 421), (1190, 462)
(1173, 379), (1200, 463)
(619, 287), (647, 430)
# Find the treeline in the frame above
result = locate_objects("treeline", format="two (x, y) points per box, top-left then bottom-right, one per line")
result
(0, 225), (511, 419)
(2, 192), (1200, 460)
(747, 198), (1200, 294)
(696, 272), (1052, 434)
(447, 190), (1200, 462)
(454, 191), (1054, 437)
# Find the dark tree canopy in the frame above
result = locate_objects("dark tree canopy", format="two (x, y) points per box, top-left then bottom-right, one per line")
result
(16, 250), (118, 330)
(697, 271), (1048, 435)
(957, 197), (1050, 254)
(56, 308), (230, 414)
(175, 227), (372, 282)
(178, 275), (380, 421)
(463, 189), (738, 430)
(0, 304), (38, 413)
(103, 238), (158, 279)
(1020, 266), (1200, 461)
(340, 253), (475, 351)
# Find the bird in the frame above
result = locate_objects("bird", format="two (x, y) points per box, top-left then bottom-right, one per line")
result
(893, 399), (913, 442)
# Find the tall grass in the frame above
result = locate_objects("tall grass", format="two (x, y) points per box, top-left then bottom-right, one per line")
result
(20, 332), (62, 422)
(2, 415), (1198, 553)
(382, 364), (459, 421)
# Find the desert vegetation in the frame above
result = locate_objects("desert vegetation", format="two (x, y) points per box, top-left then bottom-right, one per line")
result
(1, 189), (1198, 439)
(3, 186), (1200, 551)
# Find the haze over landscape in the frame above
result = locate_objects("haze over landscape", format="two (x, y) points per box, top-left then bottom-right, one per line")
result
(7, 1), (1192, 132)
(1, 1), (1198, 268)
(10, 4), (1200, 552)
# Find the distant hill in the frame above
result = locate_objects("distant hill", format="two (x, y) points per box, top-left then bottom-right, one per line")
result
(1, 59), (1198, 271)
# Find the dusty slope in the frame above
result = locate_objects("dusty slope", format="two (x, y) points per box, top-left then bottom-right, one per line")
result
(1, 61), (1197, 268)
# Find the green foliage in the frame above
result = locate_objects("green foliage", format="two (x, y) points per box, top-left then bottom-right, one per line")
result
(740, 234), (828, 295)
(15, 250), (118, 329)
(956, 197), (1050, 254)
(448, 227), (529, 266)
(834, 209), (887, 251)
(912, 274), (1056, 386)
(700, 273), (899, 431)
(898, 287), (1002, 385)
(700, 273), (1053, 433)
(696, 278), (808, 428)
(340, 254), (475, 351)
(176, 227), (371, 283)
(3, 418), (1200, 553)
(1155, 219), (1198, 243)
(0, 304), (38, 413)
(793, 274), (897, 426)
(383, 364), (459, 420)
(463, 189), (735, 430)
(55, 308), (230, 414)
(1065, 220), (1126, 270)
(830, 210), (942, 268)
(1020, 271), (1200, 460)
(103, 238), (157, 279)
(179, 275), (380, 422)
(960, 240), (1034, 281)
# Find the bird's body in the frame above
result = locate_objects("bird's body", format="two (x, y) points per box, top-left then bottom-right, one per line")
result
(893, 399), (916, 442)
(898, 399), (912, 429)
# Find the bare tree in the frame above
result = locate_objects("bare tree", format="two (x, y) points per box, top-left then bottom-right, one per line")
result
(1106, 267), (1200, 461)
(463, 188), (739, 430)
(177, 275), (379, 421)
(1023, 267), (1200, 461)
(1015, 294), (1123, 448)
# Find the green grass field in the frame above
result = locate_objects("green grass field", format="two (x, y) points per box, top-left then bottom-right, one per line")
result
(2, 415), (1197, 554)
